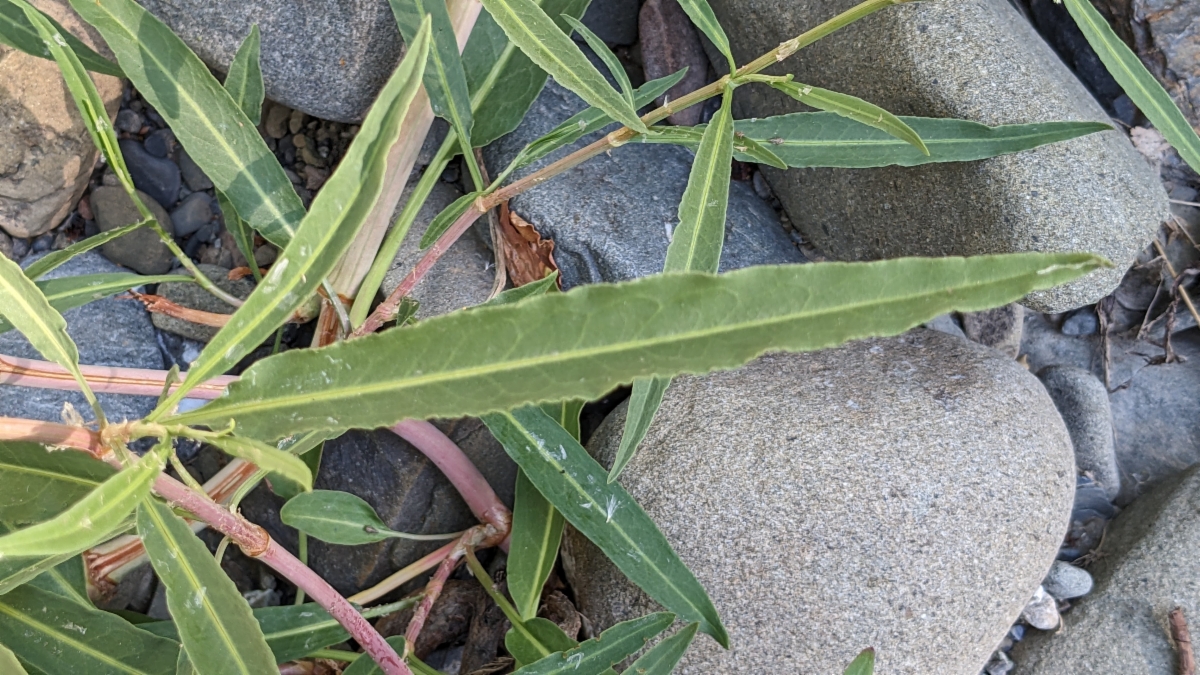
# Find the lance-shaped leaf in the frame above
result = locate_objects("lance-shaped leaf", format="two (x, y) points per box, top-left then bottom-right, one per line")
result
(623, 621), (697, 675)
(843, 648), (876, 675)
(224, 25), (264, 125)
(0, 441), (167, 560)
(486, 408), (726, 644)
(731, 132), (787, 169)
(169, 253), (1106, 438)
(478, 0), (648, 134)
(0, 643), (26, 675)
(138, 498), (276, 675)
(0, 584), (179, 674)
(68, 0), (305, 247)
(613, 88), (735, 482)
(24, 223), (147, 280)
(0, 214), (97, 413)
(151, 19), (433, 415)
(562, 16), (634, 108)
(216, 191), (261, 282)
(508, 469), (565, 621)
(1062, 0), (1200, 173)
(676, 0), (733, 72)
(280, 490), (459, 545)
(0, 0), (121, 76)
(769, 79), (927, 155)
(506, 617), (577, 667)
(388, 0), (474, 150)
(206, 435), (313, 491)
(462, 0), (588, 147)
(419, 191), (480, 249)
(485, 271), (560, 307)
(0, 273), (193, 336)
(513, 612), (675, 674)
(494, 69), (687, 185)
(731, 114), (1110, 168)
(141, 599), (416, 664)
(0, 442), (115, 525)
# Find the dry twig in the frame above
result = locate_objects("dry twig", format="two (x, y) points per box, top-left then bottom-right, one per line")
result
(1171, 607), (1195, 675)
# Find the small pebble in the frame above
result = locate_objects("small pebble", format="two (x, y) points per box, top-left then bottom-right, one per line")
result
(303, 166), (329, 191)
(115, 109), (143, 133)
(52, 231), (69, 250)
(253, 245), (278, 267)
(0, 231), (12, 260)
(30, 233), (52, 254)
(264, 104), (291, 139)
(1043, 560), (1094, 600)
(752, 171), (772, 200)
(1061, 308), (1099, 336)
(1020, 586), (1060, 630)
(1009, 624), (1025, 642)
(299, 146), (325, 168)
(441, 163), (460, 183)
(288, 109), (306, 135)
(283, 168), (302, 185)
(102, 170), (121, 187)
(11, 237), (30, 260)
(292, 133), (308, 148)
(77, 195), (93, 221)
(984, 650), (1014, 675)
(143, 129), (177, 158)
(169, 192), (215, 238)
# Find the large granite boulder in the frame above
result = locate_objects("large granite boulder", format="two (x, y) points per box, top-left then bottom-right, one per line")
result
(565, 329), (1075, 674)
(704, 0), (1166, 312)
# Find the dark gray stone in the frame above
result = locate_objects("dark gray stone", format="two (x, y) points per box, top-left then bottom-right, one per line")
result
(565, 329), (1074, 674)
(150, 263), (254, 342)
(0, 251), (164, 424)
(961, 303), (1023, 358)
(0, 230), (11, 261)
(136, 0), (404, 122)
(143, 129), (177, 159)
(178, 150), (214, 192)
(244, 420), (517, 597)
(91, 186), (175, 275)
(118, 139), (181, 209)
(704, 0), (1167, 312)
(381, 182), (494, 319)
(169, 192), (214, 238)
(114, 109), (142, 133)
(1038, 365), (1119, 500)
(1060, 307), (1099, 336)
(581, 0), (639, 45)
(483, 76), (804, 290)
(1013, 468), (1200, 674)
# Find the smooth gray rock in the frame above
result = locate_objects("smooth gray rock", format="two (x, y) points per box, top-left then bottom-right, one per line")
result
(483, 75), (804, 290)
(178, 150), (214, 192)
(119, 139), (181, 209)
(581, 0), (639, 45)
(91, 186), (175, 275)
(564, 329), (1074, 674)
(1042, 560), (1093, 601)
(961, 303), (1024, 358)
(151, 264), (254, 342)
(169, 192), (214, 238)
(1020, 586), (1060, 631)
(705, 0), (1167, 312)
(243, 420), (517, 596)
(1013, 467), (1200, 674)
(1037, 365), (1119, 500)
(136, 0), (403, 122)
(381, 181), (494, 319)
(0, 251), (164, 423)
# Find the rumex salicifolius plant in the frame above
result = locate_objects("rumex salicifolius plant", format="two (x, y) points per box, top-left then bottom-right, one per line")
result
(2, 0), (1190, 670)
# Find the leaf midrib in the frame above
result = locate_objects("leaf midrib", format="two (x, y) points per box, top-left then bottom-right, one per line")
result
(0, 462), (103, 488)
(674, 101), (730, 272)
(749, 129), (1089, 149)
(0, 602), (146, 674)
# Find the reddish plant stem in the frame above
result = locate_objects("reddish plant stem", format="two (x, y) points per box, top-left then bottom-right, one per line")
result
(404, 546), (464, 648)
(349, 540), (457, 606)
(0, 416), (105, 456)
(0, 355), (233, 399)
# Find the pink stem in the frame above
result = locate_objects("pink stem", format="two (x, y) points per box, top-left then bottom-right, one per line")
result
(404, 546), (464, 647)
(349, 540), (457, 606)
(0, 416), (104, 456)
(0, 355), (232, 399)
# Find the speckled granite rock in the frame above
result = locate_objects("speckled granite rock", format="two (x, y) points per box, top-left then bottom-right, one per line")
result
(704, 0), (1166, 312)
(135, 0), (404, 122)
(565, 329), (1074, 674)
(1013, 467), (1200, 674)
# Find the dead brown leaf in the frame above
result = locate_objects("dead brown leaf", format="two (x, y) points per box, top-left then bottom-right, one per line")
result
(126, 292), (232, 327)
(499, 206), (560, 288)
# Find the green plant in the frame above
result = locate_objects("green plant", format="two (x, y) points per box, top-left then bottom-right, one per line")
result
(4, 0), (1186, 671)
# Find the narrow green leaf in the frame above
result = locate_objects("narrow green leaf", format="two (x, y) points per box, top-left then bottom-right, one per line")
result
(141, 599), (416, 664)
(611, 376), (668, 483)
(215, 190), (260, 282)
(0, 643), (27, 675)
(280, 489), (459, 545)
(463, 0), (593, 147)
(512, 612), (675, 674)
(0, 520), (75, 596)
(224, 25), (264, 125)
(508, 469), (565, 621)
(23, 223), (148, 280)
(484, 271), (560, 307)
(68, 0), (305, 247)
(0, 442), (116, 525)
(0, 442), (166, 560)
(495, 69), (687, 184)
(613, 88), (734, 482)
(478, 0), (648, 134)
(151, 19), (433, 414)
(28, 555), (89, 606)
(676, 0), (733, 72)
(0, 584), (179, 674)
(341, 636), (406, 675)
(0, 206), (97, 412)
(419, 191), (480, 249)
(731, 133), (787, 169)
(0, 273), (193, 336)
(843, 647), (876, 675)
(563, 16), (634, 109)
(731, 114), (1111, 168)
(170, 254), (1107, 439)
(486, 408), (727, 645)
(623, 622), (697, 675)
(0, 0), (122, 76)
(1062, 0), (1200, 173)
(175, 651), (194, 675)
(388, 0), (474, 147)
(769, 79), (928, 155)
(138, 498), (277, 675)
(206, 435), (313, 491)
(506, 616), (578, 668)
(267, 432), (328, 500)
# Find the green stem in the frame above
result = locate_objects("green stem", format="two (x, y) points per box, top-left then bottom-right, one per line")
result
(464, 548), (548, 655)
(407, 655), (442, 675)
(168, 447), (205, 494)
(459, 134), (485, 190)
(305, 649), (361, 663)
